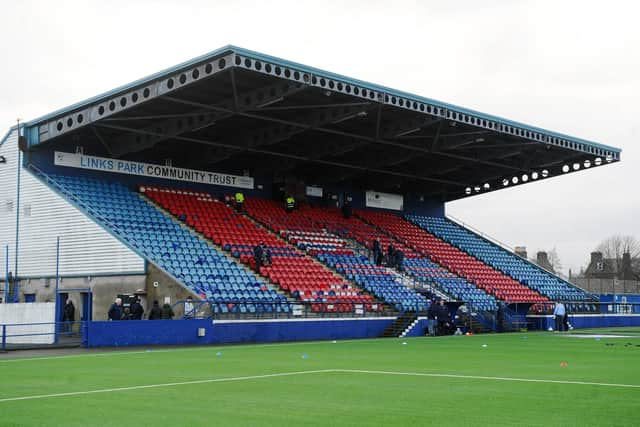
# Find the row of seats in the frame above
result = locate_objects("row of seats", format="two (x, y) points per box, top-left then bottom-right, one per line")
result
(408, 216), (592, 301)
(319, 253), (430, 312)
(529, 302), (599, 314)
(356, 210), (549, 304)
(212, 302), (293, 314)
(403, 257), (498, 312)
(245, 199), (418, 258)
(286, 229), (353, 255)
(48, 176), (281, 309)
(50, 175), (573, 315)
(243, 198), (432, 311)
(143, 187), (380, 313)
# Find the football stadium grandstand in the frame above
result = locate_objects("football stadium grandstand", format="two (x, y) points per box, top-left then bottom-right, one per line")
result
(0, 45), (633, 349)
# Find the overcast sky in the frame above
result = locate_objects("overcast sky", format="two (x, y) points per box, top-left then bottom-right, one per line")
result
(1, 0), (638, 275)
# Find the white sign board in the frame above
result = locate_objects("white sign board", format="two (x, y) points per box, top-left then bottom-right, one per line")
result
(365, 190), (403, 211)
(54, 151), (254, 189)
(292, 305), (303, 317)
(306, 186), (323, 197)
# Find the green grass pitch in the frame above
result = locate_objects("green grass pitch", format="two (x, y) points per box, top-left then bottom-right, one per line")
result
(1, 330), (639, 426)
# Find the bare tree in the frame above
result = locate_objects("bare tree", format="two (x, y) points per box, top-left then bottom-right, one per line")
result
(595, 235), (640, 273)
(532, 248), (562, 274)
(547, 247), (562, 273)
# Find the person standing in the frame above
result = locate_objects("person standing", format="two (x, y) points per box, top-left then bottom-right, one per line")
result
(496, 302), (505, 333)
(108, 297), (123, 321)
(387, 243), (396, 268)
(130, 297), (144, 320)
(394, 249), (404, 272)
(161, 302), (175, 320)
(341, 199), (352, 219)
(148, 300), (163, 320)
(372, 240), (382, 266)
(254, 243), (264, 271)
(234, 192), (245, 212)
(263, 247), (273, 267)
(285, 195), (296, 213)
(553, 302), (566, 332)
(563, 305), (570, 331)
(435, 300), (450, 336)
(184, 296), (195, 319)
(426, 300), (437, 336)
(62, 299), (75, 332)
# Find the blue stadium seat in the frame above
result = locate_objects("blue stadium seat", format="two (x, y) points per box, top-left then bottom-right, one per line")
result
(48, 175), (282, 312)
(406, 215), (592, 302)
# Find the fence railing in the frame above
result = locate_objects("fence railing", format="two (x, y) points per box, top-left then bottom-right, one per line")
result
(572, 278), (640, 295)
(169, 299), (399, 321)
(1, 321), (83, 351)
(3, 302), (640, 350)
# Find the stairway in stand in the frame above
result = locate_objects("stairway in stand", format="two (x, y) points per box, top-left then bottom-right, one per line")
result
(382, 312), (418, 338)
(457, 311), (495, 334)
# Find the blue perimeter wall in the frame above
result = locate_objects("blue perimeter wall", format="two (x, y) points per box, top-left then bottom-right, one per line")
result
(527, 314), (640, 330)
(84, 318), (395, 347)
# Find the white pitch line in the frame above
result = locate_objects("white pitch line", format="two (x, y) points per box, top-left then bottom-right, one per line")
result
(2, 367), (638, 403)
(335, 369), (640, 389)
(0, 369), (334, 403)
(0, 338), (372, 364)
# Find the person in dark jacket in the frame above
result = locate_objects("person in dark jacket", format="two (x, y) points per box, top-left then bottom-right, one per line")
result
(263, 248), (272, 267)
(108, 298), (123, 321)
(387, 244), (396, 268)
(341, 200), (352, 219)
(254, 243), (264, 271)
(148, 300), (163, 320)
(435, 300), (450, 336)
(161, 303), (174, 320)
(372, 240), (383, 266)
(62, 299), (75, 332)
(130, 297), (144, 320)
(496, 303), (505, 333)
(426, 301), (437, 336)
(394, 249), (404, 272)
(121, 307), (132, 320)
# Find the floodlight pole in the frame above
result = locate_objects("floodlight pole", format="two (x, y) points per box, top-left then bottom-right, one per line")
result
(13, 120), (22, 303)
(54, 236), (60, 344)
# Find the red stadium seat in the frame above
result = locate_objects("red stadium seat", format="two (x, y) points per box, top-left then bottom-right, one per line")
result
(355, 210), (549, 304)
(143, 187), (376, 308)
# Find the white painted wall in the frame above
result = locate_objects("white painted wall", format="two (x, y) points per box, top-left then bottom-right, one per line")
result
(0, 127), (145, 279)
(0, 129), (18, 277)
(0, 302), (55, 344)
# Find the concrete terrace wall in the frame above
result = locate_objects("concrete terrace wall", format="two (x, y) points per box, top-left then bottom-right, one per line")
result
(145, 262), (199, 319)
(14, 274), (146, 321)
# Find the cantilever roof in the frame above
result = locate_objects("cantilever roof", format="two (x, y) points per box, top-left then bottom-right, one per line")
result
(21, 45), (621, 201)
